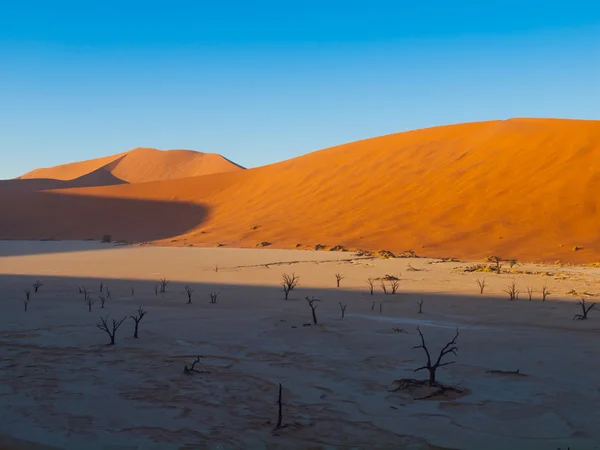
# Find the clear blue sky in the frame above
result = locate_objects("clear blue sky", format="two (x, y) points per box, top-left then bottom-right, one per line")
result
(1, 1), (599, 179)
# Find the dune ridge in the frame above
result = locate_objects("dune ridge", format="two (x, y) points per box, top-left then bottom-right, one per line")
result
(4, 118), (600, 263)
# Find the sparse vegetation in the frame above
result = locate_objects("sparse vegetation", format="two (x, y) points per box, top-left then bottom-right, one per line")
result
(96, 315), (127, 345)
(476, 278), (487, 294)
(335, 272), (344, 288)
(305, 296), (320, 325)
(130, 306), (148, 338)
(184, 285), (194, 304)
(281, 273), (299, 300)
(209, 292), (220, 304)
(32, 280), (43, 293)
(504, 281), (519, 300)
(573, 299), (595, 320)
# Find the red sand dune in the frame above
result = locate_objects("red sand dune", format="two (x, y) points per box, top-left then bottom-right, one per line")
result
(3, 118), (600, 263)
(20, 147), (244, 185)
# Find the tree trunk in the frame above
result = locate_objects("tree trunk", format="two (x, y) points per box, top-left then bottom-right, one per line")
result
(134, 322), (139, 338)
(428, 368), (436, 385)
(311, 308), (318, 325)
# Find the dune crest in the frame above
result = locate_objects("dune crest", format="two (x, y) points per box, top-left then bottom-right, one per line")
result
(5, 118), (600, 262)
(20, 148), (244, 185)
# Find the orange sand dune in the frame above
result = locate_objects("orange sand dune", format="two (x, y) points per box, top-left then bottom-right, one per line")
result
(4, 118), (600, 263)
(20, 147), (244, 185)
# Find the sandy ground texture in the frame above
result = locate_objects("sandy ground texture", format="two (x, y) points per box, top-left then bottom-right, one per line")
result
(1, 241), (600, 449)
(3, 118), (600, 263)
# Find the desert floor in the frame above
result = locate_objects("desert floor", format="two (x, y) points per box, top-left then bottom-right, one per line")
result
(0, 241), (599, 450)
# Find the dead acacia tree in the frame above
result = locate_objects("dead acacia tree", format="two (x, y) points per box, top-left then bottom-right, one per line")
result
(209, 292), (220, 304)
(24, 290), (31, 311)
(78, 286), (87, 295)
(504, 281), (519, 300)
(281, 273), (299, 300)
(184, 285), (194, 304)
(541, 284), (551, 302)
(380, 280), (388, 295)
(338, 301), (347, 318)
(305, 296), (320, 325)
(154, 283), (159, 296)
(159, 277), (169, 293)
(32, 280), (43, 293)
(414, 326), (459, 385)
(390, 279), (400, 295)
(335, 273), (344, 288)
(99, 295), (106, 309)
(573, 299), (595, 320)
(417, 298), (424, 314)
(130, 306), (148, 338)
(476, 278), (486, 294)
(85, 292), (97, 312)
(367, 278), (374, 295)
(97, 315), (127, 345)
(526, 287), (534, 301)
(184, 356), (210, 375)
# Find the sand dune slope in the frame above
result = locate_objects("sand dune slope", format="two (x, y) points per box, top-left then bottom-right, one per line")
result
(20, 148), (244, 184)
(5, 119), (600, 262)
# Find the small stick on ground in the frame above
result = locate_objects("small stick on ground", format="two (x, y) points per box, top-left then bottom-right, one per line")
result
(281, 273), (299, 300)
(335, 273), (344, 288)
(130, 306), (148, 338)
(573, 298), (595, 320)
(526, 287), (533, 301)
(417, 298), (424, 314)
(209, 292), (220, 304)
(476, 278), (486, 294)
(541, 284), (551, 302)
(32, 280), (43, 293)
(96, 315), (127, 345)
(184, 356), (210, 375)
(504, 281), (519, 300)
(367, 278), (374, 295)
(380, 280), (388, 295)
(305, 296), (320, 325)
(24, 290), (31, 311)
(338, 301), (347, 318)
(184, 285), (194, 304)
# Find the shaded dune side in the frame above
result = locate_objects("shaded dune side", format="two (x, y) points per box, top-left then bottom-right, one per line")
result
(6, 118), (600, 262)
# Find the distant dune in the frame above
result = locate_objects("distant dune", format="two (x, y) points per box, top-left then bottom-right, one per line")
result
(3, 119), (600, 262)
(20, 148), (244, 186)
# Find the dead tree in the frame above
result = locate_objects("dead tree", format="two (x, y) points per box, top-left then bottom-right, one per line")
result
(371, 300), (375, 311)
(154, 283), (159, 296)
(281, 273), (299, 300)
(96, 315), (127, 345)
(184, 356), (210, 375)
(379, 301), (383, 313)
(85, 292), (97, 312)
(99, 295), (106, 309)
(106, 289), (112, 301)
(184, 285), (194, 304)
(99, 281), (103, 292)
(414, 326), (459, 385)
(417, 298), (424, 314)
(159, 277), (169, 293)
(526, 287), (534, 301)
(305, 296), (320, 324)
(476, 278), (486, 294)
(32, 280), (43, 293)
(209, 292), (220, 304)
(131, 287), (135, 296)
(214, 264), (219, 272)
(573, 299), (595, 320)
(380, 280), (388, 295)
(338, 302), (347, 318)
(24, 290), (31, 311)
(78, 286), (87, 295)
(367, 278), (374, 295)
(541, 284), (551, 302)
(504, 281), (519, 300)
(489, 256), (502, 273)
(275, 383), (284, 430)
(130, 306), (148, 338)
(335, 273), (344, 288)
(390, 279), (400, 295)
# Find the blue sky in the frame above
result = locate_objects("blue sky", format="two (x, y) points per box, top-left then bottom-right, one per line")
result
(1, 1), (599, 178)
